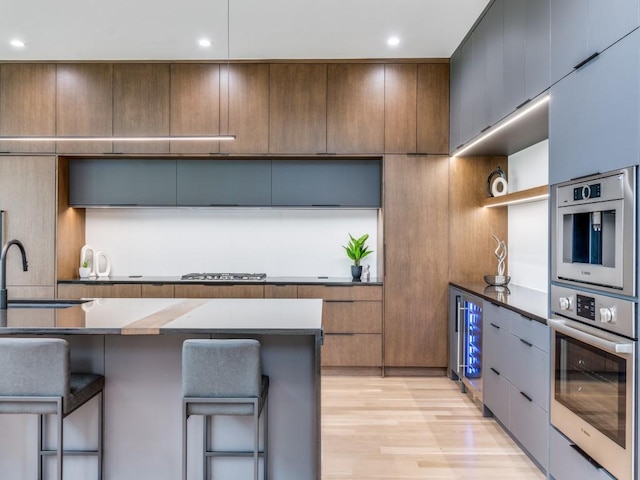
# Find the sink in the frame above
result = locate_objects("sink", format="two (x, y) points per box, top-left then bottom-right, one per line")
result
(7, 299), (89, 309)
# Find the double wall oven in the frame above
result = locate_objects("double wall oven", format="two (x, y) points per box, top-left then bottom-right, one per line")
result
(550, 166), (637, 480)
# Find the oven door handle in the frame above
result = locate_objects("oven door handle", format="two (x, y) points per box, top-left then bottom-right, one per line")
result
(549, 318), (634, 355)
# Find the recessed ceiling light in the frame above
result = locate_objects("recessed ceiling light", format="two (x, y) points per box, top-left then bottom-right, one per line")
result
(198, 38), (212, 47)
(387, 36), (400, 47)
(10, 39), (25, 48)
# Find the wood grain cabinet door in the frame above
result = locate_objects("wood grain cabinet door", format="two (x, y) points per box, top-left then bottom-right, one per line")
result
(384, 64), (417, 154)
(56, 63), (113, 154)
(220, 64), (269, 154)
(0, 64), (56, 153)
(417, 64), (450, 154)
(327, 64), (384, 154)
(170, 64), (221, 154)
(269, 64), (327, 154)
(113, 64), (170, 153)
(0, 156), (56, 288)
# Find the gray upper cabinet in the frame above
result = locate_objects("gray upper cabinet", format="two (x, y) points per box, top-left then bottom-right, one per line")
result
(449, 47), (463, 152)
(176, 160), (271, 206)
(271, 159), (381, 207)
(457, 39), (475, 149)
(551, 0), (640, 85)
(69, 159), (177, 206)
(549, 27), (640, 184)
(524, 0), (550, 101)
(502, 0), (526, 116)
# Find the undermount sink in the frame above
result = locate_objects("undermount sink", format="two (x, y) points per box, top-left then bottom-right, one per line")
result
(7, 299), (89, 309)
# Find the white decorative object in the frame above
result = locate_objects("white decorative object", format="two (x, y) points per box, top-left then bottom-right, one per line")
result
(492, 234), (507, 276)
(491, 176), (508, 197)
(95, 251), (111, 277)
(80, 244), (97, 277)
(79, 266), (91, 278)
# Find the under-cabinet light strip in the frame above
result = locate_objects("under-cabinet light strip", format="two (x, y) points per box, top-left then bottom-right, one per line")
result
(483, 193), (549, 208)
(0, 135), (236, 142)
(452, 94), (550, 158)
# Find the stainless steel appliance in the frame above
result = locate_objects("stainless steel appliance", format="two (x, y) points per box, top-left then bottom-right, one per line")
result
(551, 166), (636, 297)
(180, 273), (267, 281)
(453, 293), (483, 402)
(550, 284), (635, 480)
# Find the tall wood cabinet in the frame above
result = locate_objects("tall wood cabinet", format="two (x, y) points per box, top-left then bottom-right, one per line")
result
(383, 155), (450, 370)
(0, 156), (56, 299)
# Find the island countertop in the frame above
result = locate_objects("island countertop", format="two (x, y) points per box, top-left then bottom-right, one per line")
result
(0, 298), (324, 335)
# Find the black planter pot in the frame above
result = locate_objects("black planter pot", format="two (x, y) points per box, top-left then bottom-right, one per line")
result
(351, 265), (363, 281)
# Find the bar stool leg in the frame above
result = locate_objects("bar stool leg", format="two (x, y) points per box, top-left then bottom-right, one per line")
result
(264, 396), (268, 480)
(57, 399), (63, 480)
(203, 415), (209, 480)
(182, 402), (188, 480)
(38, 414), (44, 480)
(254, 399), (259, 480)
(98, 391), (104, 480)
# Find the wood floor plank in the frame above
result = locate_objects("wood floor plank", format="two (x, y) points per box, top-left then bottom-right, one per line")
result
(321, 376), (544, 479)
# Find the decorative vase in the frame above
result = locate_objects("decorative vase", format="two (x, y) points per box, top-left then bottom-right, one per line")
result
(79, 267), (91, 278)
(351, 265), (363, 281)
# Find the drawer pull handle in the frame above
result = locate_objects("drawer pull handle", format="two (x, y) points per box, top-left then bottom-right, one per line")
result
(490, 322), (500, 329)
(520, 314), (533, 321)
(490, 367), (500, 376)
(520, 391), (533, 402)
(520, 338), (533, 347)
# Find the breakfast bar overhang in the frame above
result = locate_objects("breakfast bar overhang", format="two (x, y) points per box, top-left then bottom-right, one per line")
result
(0, 298), (323, 480)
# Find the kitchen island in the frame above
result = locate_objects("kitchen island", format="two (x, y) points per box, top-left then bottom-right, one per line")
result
(0, 298), (323, 480)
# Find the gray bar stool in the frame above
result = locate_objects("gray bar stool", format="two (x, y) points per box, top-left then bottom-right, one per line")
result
(182, 339), (269, 480)
(0, 338), (105, 480)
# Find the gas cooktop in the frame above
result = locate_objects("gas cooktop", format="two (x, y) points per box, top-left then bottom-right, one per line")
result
(180, 273), (267, 281)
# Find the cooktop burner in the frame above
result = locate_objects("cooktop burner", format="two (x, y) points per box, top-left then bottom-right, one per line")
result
(180, 273), (267, 281)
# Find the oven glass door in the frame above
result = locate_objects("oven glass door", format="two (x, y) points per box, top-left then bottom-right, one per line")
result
(555, 330), (627, 447)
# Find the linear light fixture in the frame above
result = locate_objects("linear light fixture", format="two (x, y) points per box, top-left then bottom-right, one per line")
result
(452, 94), (550, 158)
(483, 193), (549, 208)
(0, 135), (236, 142)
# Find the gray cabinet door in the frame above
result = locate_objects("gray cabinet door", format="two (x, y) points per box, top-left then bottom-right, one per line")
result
(549, 28), (640, 184)
(588, 0), (640, 55)
(176, 160), (272, 206)
(68, 158), (177, 206)
(524, 0), (551, 101)
(502, 0), (526, 114)
(483, 366), (510, 428)
(449, 47), (463, 152)
(509, 334), (549, 410)
(509, 383), (549, 470)
(549, 427), (616, 480)
(550, 0), (589, 84)
(271, 159), (381, 207)
(457, 39), (475, 147)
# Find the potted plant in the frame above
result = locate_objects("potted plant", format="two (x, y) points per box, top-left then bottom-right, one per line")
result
(343, 233), (373, 280)
(79, 260), (91, 278)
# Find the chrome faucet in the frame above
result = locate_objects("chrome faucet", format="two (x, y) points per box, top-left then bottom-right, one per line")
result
(0, 240), (28, 309)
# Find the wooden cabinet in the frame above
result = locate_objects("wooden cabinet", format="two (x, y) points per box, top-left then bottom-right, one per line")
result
(57, 283), (142, 299)
(384, 155), (449, 369)
(56, 64), (113, 154)
(220, 64), (269, 154)
(269, 64), (327, 154)
(417, 64), (449, 154)
(384, 64), (417, 153)
(298, 285), (383, 369)
(271, 159), (381, 207)
(0, 64), (56, 153)
(173, 284), (265, 298)
(327, 64), (384, 153)
(68, 159), (177, 206)
(170, 64), (220, 154)
(550, 0), (639, 84)
(549, 28), (639, 184)
(264, 284), (298, 298)
(141, 284), (175, 298)
(113, 64), (170, 153)
(0, 156), (56, 294)
(176, 159), (272, 206)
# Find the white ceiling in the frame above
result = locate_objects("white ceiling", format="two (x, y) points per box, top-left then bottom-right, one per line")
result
(0, 0), (490, 61)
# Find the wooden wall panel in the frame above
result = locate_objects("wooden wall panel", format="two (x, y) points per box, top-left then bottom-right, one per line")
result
(384, 64), (417, 153)
(417, 63), (450, 154)
(56, 157), (86, 282)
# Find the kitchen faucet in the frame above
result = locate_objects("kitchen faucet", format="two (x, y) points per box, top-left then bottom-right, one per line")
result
(0, 240), (28, 309)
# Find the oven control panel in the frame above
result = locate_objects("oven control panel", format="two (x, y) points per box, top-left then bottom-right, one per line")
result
(551, 284), (635, 339)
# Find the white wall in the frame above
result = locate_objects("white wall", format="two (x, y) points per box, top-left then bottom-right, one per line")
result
(507, 140), (549, 292)
(85, 208), (378, 277)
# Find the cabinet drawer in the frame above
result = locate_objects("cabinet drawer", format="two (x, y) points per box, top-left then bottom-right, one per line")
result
(264, 284), (298, 298)
(57, 283), (142, 298)
(510, 313), (549, 352)
(483, 301), (511, 331)
(509, 383), (548, 470)
(141, 284), (175, 298)
(484, 316), (512, 380)
(322, 333), (382, 367)
(483, 365), (510, 429)
(549, 427), (616, 480)
(509, 334), (549, 410)
(298, 285), (382, 301)
(174, 284), (264, 298)
(323, 301), (382, 333)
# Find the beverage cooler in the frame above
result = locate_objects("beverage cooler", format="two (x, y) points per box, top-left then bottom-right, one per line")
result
(452, 293), (483, 401)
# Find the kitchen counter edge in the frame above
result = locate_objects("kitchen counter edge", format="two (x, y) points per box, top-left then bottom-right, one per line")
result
(58, 276), (383, 286)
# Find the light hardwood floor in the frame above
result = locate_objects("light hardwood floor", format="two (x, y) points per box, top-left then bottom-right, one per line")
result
(321, 376), (545, 479)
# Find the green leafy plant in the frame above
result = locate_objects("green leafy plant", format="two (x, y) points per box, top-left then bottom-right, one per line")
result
(343, 233), (373, 266)
(81, 260), (89, 268)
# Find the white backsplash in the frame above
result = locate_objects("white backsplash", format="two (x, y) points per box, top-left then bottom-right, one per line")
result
(85, 208), (378, 277)
(507, 140), (549, 292)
